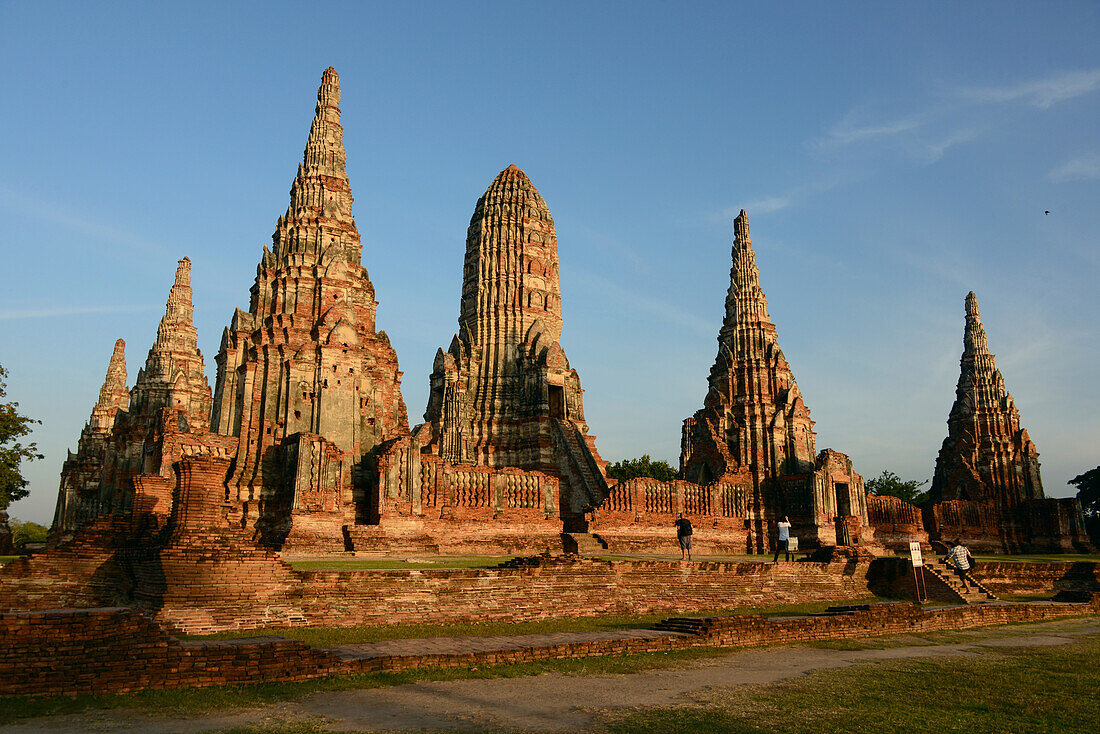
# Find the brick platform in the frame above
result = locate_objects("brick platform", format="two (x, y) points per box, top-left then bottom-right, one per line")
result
(2, 598), (1096, 697)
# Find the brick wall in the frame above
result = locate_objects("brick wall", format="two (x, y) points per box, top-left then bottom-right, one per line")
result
(866, 495), (929, 551)
(277, 557), (877, 632)
(591, 477), (753, 554)
(0, 607), (340, 696)
(3, 598), (1096, 697)
(968, 561), (1100, 596)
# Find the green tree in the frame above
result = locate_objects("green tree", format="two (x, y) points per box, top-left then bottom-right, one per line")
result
(865, 470), (929, 505)
(10, 519), (49, 549)
(1069, 467), (1100, 516)
(0, 365), (43, 510)
(1069, 467), (1100, 545)
(606, 454), (678, 482)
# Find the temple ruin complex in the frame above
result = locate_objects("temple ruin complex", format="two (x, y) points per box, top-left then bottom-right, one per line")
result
(40, 66), (1089, 564)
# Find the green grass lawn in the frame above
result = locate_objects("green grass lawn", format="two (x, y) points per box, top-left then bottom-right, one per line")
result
(970, 554), (1100, 563)
(285, 555), (512, 571)
(179, 596), (892, 645)
(603, 630), (1100, 734)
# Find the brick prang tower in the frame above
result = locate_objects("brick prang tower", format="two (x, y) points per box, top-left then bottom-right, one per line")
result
(53, 339), (130, 533)
(930, 291), (1044, 505)
(681, 209), (816, 484)
(131, 258), (212, 432)
(423, 165), (608, 516)
(211, 67), (409, 533)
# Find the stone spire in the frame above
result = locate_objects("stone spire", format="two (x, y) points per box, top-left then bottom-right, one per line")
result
(211, 67), (408, 529)
(424, 165), (607, 514)
(681, 209), (816, 484)
(271, 66), (360, 266)
(130, 257), (212, 431)
(96, 339), (130, 418)
(930, 292), (1044, 505)
(718, 210), (773, 350)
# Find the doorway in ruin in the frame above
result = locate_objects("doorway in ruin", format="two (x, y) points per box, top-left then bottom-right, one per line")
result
(548, 384), (565, 419)
(835, 482), (851, 516)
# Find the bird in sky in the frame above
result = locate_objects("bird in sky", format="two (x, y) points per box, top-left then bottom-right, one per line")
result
(1045, 210), (1051, 215)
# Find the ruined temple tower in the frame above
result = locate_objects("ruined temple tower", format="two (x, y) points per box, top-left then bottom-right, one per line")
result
(422, 165), (608, 515)
(681, 210), (871, 549)
(53, 339), (130, 533)
(212, 68), (408, 537)
(930, 292), (1044, 505)
(681, 211), (816, 484)
(131, 258), (212, 431)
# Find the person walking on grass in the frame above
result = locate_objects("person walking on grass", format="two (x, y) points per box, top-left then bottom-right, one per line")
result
(946, 539), (974, 591)
(773, 516), (792, 563)
(674, 513), (693, 561)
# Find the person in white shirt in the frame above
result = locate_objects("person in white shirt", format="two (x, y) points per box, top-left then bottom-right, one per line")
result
(946, 539), (974, 591)
(773, 516), (792, 563)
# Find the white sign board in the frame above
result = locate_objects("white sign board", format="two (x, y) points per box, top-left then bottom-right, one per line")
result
(788, 537), (799, 552)
(909, 541), (924, 567)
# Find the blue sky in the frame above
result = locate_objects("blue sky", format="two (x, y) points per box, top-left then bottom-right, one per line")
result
(2, 1), (1098, 524)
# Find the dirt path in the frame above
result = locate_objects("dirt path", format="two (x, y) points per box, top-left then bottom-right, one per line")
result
(6, 617), (1099, 734)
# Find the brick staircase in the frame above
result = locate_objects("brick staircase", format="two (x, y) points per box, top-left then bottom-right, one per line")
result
(554, 420), (608, 506)
(560, 532), (609, 555)
(921, 559), (997, 603)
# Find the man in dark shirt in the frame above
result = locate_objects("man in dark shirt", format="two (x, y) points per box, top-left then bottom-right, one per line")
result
(674, 513), (693, 561)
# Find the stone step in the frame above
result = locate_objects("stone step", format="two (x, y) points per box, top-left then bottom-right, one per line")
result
(561, 532), (609, 555)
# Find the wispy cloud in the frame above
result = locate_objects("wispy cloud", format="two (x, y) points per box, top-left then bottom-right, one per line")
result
(956, 69), (1100, 109)
(716, 172), (862, 222)
(1049, 153), (1100, 183)
(923, 128), (983, 163)
(0, 186), (169, 258)
(824, 115), (924, 147)
(565, 268), (713, 336)
(574, 226), (648, 269)
(739, 196), (791, 215)
(0, 304), (156, 321)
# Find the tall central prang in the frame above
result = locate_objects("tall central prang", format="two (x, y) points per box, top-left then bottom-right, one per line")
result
(422, 165), (607, 515)
(212, 68), (409, 543)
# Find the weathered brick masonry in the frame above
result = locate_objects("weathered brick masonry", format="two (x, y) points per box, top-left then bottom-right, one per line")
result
(286, 557), (876, 630)
(3, 599), (1096, 697)
(0, 607), (341, 696)
(968, 561), (1099, 596)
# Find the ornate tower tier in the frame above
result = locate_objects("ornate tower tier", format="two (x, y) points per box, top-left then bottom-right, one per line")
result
(930, 292), (1044, 505)
(423, 165), (607, 514)
(211, 67), (409, 528)
(681, 210), (816, 484)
